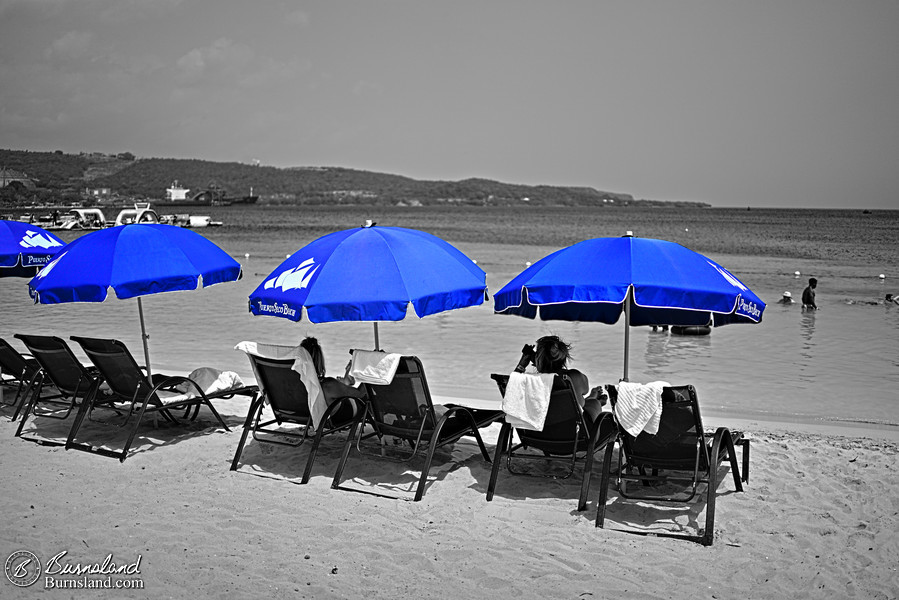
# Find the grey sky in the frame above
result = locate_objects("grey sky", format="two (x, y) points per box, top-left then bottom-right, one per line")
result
(1, 0), (897, 208)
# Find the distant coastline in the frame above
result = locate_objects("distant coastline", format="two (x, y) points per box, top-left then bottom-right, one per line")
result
(1, 148), (710, 209)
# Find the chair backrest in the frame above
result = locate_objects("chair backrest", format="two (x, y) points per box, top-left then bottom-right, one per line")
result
(245, 353), (311, 420)
(608, 383), (707, 466)
(70, 336), (155, 403)
(0, 337), (37, 381)
(14, 334), (95, 396)
(363, 356), (435, 431)
(491, 372), (588, 451)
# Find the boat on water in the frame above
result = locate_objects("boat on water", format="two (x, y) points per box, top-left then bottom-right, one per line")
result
(113, 202), (160, 226)
(156, 180), (212, 207)
(157, 181), (258, 207)
(17, 202), (221, 229)
(157, 213), (223, 228)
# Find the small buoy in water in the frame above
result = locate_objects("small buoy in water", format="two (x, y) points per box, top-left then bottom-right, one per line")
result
(879, 274), (885, 279)
(525, 261), (532, 267)
(685, 228), (689, 232)
(286, 254), (291, 259)
(794, 271), (801, 277)
(244, 253), (250, 259)
(472, 259), (477, 264)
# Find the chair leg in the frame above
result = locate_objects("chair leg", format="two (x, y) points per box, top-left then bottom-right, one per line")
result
(230, 394), (264, 471)
(117, 398), (153, 462)
(595, 440), (616, 528)
(14, 377), (44, 437)
(703, 433), (726, 546)
(301, 427), (327, 485)
(331, 415), (364, 490)
(724, 431), (743, 492)
(740, 438), (750, 484)
(200, 398), (231, 432)
(578, 428), (602, 511)
(10, 371), (40, 422)
(65, 384), (96, 451)
(486, 422), (511, 501)
(414, 438), (442, 502)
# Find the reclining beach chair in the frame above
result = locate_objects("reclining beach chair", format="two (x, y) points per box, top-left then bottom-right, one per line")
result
(231, 341), (367, 483)
(596, 384), (749, 546)
(486, 373), (617, 511)
(13, 334), (102, 439)
(67, 336), (257, 462)
(332, 355), (503, 501)
(0, 337), (42, 419)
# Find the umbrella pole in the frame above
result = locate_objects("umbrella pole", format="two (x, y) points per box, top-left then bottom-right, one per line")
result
(373, 322), (380, 351)
(622, 288), (631, 382)
(137, 297), (152, 378)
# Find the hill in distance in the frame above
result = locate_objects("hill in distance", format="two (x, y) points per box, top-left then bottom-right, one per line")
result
(0, 148), (710, 208)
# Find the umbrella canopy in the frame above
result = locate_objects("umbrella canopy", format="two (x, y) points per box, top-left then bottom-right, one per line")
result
(28, 223), (242, 375)
(249, 222), (487, 349)
(493, 234), (765, 380)
(0, 220), (66, 278)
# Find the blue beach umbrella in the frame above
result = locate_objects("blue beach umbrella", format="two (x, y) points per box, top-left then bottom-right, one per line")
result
(493, 233), (765, 381)
(0, 220), (65, 278)
(28, 224), (242, 376)
(249, 222), (487, 349)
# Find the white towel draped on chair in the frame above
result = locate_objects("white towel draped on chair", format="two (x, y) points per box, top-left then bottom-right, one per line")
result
(164, 367), (245, 405)
(234, 341), (327, 428)
(349, 349), (402, 385)
(502, 371), (556, 431)
(614, 380), (670, 437)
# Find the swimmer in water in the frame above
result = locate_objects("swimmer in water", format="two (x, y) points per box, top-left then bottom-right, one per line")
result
(777, 291), (795, 304)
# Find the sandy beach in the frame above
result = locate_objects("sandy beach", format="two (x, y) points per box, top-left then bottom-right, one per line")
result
(1, 390), (897, 600)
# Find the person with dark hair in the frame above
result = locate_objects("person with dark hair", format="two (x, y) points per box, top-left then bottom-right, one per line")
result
(801, 277), (818, 310)
(521, 335), (606, 424)
(299, 336), (366, 405)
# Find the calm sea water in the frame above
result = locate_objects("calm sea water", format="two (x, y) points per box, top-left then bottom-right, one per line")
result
(4, 206), (897, 431)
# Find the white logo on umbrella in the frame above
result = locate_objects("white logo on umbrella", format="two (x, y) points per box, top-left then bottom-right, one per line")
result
(264, 257), (319, 292)
(707, 261), (747, 291)
(19, 230), (63, 250)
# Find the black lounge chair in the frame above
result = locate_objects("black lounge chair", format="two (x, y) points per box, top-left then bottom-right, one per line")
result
(231, 344), (366, 483)
(67, 336), (257, 462)
(332, 355), (503, 501)
(0, 336), (42, 420)
(486, 373), (618, 511)
(596, 384), (750, 546)
(13, 334), (102, 440)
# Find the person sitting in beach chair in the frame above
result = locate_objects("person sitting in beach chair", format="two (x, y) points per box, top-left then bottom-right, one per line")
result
(486, 363), (617, 512)
(231, 340), (367, 483)
(299, 336), (367, 411)
(596, 383), (749, 546)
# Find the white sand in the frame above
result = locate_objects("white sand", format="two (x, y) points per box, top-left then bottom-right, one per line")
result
(2, 395), (897, 599)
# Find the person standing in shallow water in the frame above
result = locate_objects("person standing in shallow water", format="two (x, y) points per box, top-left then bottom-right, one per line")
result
(802, 277), (818, 310)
